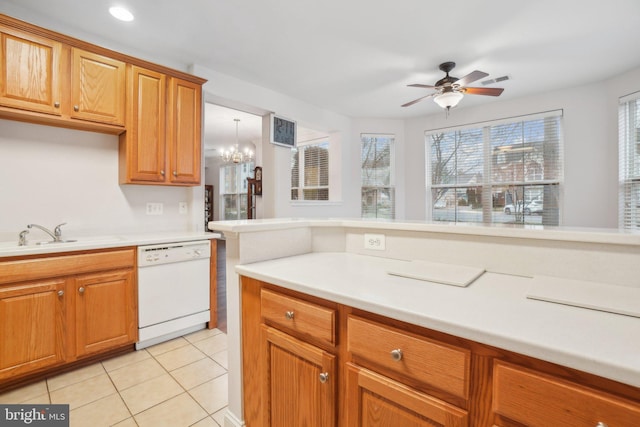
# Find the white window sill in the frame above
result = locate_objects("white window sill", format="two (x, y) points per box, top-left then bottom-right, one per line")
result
(290, 201), (343, 207)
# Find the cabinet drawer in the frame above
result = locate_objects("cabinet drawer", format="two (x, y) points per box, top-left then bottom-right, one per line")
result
(261, 289), (336, 345)
(493, 361), (640, 427)
(347, 315), (470, 400)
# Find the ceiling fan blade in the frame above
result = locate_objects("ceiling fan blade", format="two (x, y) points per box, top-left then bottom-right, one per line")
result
(463, 87), (504, 96)
(407, 83), (436, 89)
(455, 70), (489, 87)
(401, 93), (436, 107)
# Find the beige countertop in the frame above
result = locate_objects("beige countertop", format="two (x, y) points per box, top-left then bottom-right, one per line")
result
(236, 251), (640, 388)
(0, 231), (221, 258)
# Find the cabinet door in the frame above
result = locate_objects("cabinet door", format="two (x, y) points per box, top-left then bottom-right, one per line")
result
(263, 326), (336, 427)
(75, 269), (136, 357)
(346, 364), (468, 427)
(123, 65), (166, 183)
(71, 48), (125, 126)
(0, 26), (62, 115)
(167, 77), (201, 185)
(0, 279), (66, 380)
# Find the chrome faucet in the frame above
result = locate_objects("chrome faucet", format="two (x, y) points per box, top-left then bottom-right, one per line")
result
(18, 229), (29, 246)
(27, 223), (66, 242)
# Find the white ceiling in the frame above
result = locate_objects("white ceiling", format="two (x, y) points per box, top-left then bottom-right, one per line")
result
(2, 1), (640, 134)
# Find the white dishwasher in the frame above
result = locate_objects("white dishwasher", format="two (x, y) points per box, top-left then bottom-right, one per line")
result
(136, 240), (211, 349)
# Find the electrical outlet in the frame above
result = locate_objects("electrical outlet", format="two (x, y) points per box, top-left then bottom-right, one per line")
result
(179, 202), (188, 214)
(364, 233), (385, 251)
(146, 202), (163, 215)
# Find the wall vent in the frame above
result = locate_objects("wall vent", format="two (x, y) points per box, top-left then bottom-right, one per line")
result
(481, 75), (511, 86)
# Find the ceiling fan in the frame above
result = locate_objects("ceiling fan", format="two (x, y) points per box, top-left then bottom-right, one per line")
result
(402, 61), (504, 111)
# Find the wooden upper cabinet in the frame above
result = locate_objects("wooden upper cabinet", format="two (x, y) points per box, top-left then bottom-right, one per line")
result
(71, 48), (125, 126)
(168, 77), (202, 185)
(120, 70), (203, 186)
(120, 65), (167, 184)
(0, 26), (62, 115)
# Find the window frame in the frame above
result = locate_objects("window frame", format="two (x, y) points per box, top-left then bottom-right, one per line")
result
(361, 133), (396, 219)
(220, 161), (254, 220)
(619, 91), (640, 229)
(290, 138), (330, 202)
(425, 110), (564, 226)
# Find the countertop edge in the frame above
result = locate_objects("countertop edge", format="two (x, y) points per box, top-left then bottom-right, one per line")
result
(0, 232), (221, 258)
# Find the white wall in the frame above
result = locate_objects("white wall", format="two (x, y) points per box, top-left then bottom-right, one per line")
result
(403, 66), (640, 228)
(0, 120), (199, 242)
(193, 65), (360, 219)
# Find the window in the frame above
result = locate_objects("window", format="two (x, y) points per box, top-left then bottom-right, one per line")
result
(220, 161), (254, 220)
(361, 134), (395, 219)
(291, 140), (329, 201)
(426, 111), (563, 226)
(619, 92), (640, 229)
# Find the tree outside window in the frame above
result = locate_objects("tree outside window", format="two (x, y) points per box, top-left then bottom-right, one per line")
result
(428, 114), (563, 225)
(362, 134), (395, 219)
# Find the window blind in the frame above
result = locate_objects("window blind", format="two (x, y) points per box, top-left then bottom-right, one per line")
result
(220, 161), (254, 219)
(619, 92), (640, 229)
(361, 134), (395, 219)
(426, 111), (563, 226)
(291, 140), (329, 201)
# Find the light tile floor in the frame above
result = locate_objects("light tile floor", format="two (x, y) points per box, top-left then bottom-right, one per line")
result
(0, 328), (229, 427)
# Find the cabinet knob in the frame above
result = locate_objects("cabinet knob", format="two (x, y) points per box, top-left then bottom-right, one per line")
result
(57, 290), (64, 297)
(285, 311), (295, 320)
(73, 105), (79, 112)
(78, 287), (85, 294)
(160, 170), (165, 176)
(596, 423), (609, 427)
(173, 171), (177, 176)
(54, 101), (60, 108)
(390, 349), (403, 362)
(319, 372), (329, 384)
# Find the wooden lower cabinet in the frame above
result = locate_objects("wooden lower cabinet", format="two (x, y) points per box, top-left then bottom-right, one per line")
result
(0, 249), (137, 387)
(492, 361), (640, 427)
(74, 269), (136, 358)
(0, 279), (66, 381)
(263, 326), (336, 427)
(241, 277), (640, 427)
(346, 364), (467, 427)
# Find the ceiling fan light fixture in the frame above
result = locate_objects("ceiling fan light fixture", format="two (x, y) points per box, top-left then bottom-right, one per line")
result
(434, 91), (464, 110)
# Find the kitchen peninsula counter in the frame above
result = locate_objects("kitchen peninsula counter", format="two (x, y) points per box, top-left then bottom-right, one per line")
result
(209, 218), (640, 427)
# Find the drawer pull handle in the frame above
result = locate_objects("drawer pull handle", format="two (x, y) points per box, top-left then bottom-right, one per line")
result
(285, 311), (295, 320)
(57, 290), (64, 297)
(390, 349), (403, 362)
(319, 372), (329, 383)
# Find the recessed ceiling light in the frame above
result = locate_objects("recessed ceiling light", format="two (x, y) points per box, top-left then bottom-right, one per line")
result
(109, 6), (134, 22)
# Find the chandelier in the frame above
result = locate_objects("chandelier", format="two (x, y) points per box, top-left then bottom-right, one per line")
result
(221, 118), (254, 163)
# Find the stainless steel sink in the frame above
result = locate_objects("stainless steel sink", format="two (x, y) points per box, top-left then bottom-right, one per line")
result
(36, 240), (78, 245)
